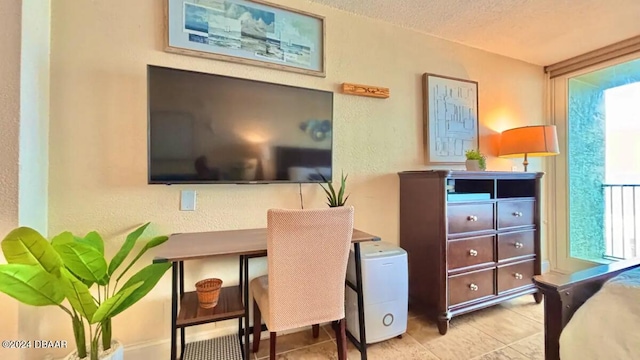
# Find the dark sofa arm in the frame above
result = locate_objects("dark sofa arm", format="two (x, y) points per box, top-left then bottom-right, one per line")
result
(533, 258), (640, 360)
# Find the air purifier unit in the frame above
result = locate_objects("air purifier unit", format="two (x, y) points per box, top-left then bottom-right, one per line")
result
(346, 241), (408, 344)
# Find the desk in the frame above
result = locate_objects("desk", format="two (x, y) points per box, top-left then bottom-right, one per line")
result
(154, 228), (380, 360)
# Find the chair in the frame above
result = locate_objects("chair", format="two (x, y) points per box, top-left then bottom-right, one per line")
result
(251, 206), (355, 360)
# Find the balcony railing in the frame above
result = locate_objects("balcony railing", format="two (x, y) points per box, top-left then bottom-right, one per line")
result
(603, 184), (640, 259)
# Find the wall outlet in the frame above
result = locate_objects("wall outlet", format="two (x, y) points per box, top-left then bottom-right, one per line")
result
(511, 166), (518, 172)
(180, 190), (196, 211)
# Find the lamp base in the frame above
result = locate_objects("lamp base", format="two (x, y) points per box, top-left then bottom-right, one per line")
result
(522, 153), (529, 172)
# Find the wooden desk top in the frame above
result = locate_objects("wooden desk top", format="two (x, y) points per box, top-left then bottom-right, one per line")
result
(153, 228), (380, 263)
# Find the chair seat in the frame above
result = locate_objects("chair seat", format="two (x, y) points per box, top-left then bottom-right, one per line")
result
(250, 275), (272, 329)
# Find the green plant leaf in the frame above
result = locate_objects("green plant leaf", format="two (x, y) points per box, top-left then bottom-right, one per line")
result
(91, 281), (143, 323)
(337, 173), (348, 205)
(78, 231), (104, 256)
(54, 242), (107, 283)
(1, 227), (63, 274)
(116, 236), (169, 282)
(108, 223), (150, 276)
(0, 264), (64, 306)
(60, 268), (98, 321)
(110, 263), (172, 317)
(51, 231), (74, 247)
(327, 180), (337, 205)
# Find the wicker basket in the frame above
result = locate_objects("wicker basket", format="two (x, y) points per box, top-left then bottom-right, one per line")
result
(195, 278), (223, 309)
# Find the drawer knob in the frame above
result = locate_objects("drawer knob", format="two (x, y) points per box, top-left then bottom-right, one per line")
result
(467, 215), (478, 222)
(514, 273), (523, 280)
(469, 283), (479, 291)
(514, 242), (524, 249)
(469, 249), (478, 257)
(513, 211), (523, 217)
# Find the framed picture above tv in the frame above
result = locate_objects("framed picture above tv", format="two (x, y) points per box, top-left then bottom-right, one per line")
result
(164, 0), (326, 77)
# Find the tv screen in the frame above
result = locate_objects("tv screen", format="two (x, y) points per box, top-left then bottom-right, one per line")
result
(147, 65), (333, 184)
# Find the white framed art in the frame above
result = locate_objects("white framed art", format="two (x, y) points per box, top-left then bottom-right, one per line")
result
(422, 73), (479, 164)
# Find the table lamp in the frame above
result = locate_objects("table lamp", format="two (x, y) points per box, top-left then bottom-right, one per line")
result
(499, 125), (559, 172)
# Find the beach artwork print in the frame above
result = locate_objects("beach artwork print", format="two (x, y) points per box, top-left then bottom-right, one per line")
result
(167, 0), (324, 76)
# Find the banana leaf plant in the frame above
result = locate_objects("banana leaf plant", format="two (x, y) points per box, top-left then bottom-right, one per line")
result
(319, 171), (349, 207)
(0, 223), (171, 360)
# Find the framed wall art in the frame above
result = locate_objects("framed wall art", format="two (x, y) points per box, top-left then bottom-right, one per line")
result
(165, 0), (326, 77)
(422, 73), (479, 164)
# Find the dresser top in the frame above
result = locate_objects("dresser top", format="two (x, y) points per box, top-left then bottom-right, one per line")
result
(398, 170), (544, 180)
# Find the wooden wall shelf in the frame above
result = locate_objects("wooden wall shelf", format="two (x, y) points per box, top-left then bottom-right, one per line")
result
(342, 83), (390, 99)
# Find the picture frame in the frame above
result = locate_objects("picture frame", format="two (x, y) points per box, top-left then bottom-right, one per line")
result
(165, 0), (326, 77)
(422, 73), (479, 164)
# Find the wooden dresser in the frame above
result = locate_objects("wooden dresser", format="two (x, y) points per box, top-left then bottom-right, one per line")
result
(398, 170), (543, 334)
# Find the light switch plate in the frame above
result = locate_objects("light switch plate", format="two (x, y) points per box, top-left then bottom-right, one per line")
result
(180, 190), (196, 211)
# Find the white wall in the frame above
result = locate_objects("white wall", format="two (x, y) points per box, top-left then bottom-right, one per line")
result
(0, 1), (23, 359)
(18, 0), (52, 356)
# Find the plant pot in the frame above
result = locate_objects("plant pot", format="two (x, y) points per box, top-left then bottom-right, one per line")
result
(465, 160), (483, 171)
(64, 340), (124, 360)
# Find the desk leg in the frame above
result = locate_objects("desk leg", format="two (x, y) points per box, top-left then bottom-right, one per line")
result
(179, 261), (185, 359)
(170, 262), (178, 360)
(244, 256), (251, 359)
(238, 256), (245, 359)
(354, 243), (368, 360)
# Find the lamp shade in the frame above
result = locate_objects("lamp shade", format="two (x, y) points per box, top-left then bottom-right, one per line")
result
(499, 125), (559, 158)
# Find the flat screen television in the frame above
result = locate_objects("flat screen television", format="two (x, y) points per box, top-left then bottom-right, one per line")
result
(147, 65), (333, 184)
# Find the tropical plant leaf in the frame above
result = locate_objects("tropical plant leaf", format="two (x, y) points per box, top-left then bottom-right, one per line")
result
(54, 242), (107, 283)
(110, 263), (172, 318)
(60, 268), (98, 321)
(1, 227), (63, 274)
(0, 264), (64, 306)
(51, 231), (74, 247)
(108, 223), (150, 276)
(67, 267), (96, 288)
(116, 236), (169, 282)
(78, 231), (104, 256)
(91, 281), (143, 324)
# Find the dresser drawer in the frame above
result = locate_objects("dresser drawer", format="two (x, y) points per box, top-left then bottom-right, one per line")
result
(448, 236), (495, 270)
(497, 260), (535, 293)
(449, 268), (495, 306)
(448, 203), (495, 235)
(498, 231), (535, 261)
(497, 200), (534, 229)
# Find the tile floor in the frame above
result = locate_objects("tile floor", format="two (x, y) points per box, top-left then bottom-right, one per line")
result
(251, 295), (544, 360)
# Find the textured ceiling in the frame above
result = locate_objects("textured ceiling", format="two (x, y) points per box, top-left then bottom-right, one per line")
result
(308, 0), (640, 65)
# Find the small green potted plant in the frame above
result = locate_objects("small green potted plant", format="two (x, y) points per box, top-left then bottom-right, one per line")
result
(0, 223), (171, 360)
(319, 171), (349, 207)
(465, 149), (487, 171)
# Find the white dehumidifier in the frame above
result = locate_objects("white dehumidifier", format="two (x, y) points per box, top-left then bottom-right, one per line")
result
(345, 241), (408, 344)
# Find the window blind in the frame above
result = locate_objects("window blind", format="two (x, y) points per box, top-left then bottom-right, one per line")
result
(545, 35), (640, 78)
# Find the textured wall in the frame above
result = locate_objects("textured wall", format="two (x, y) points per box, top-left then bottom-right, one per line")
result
(0, 0), (22, 358)
(47, 0), (545, 357)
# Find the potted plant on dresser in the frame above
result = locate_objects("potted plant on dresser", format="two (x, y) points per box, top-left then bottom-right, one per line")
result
(465, 149), (487, 171)
(0, 223), (171, 360)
